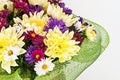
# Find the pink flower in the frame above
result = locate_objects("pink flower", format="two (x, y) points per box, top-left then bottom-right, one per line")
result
(31, 49), (44, 62)
(0, 18), (7, 30)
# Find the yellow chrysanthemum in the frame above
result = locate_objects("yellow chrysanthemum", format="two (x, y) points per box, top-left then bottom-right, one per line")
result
(0, 0), (13, 10)
(0, 27), (26, 73)
(86, 27), (96, 41)
(44, 27), (80, 62)
(28, 0), (49, 10)
(47, 4), (79, 27)
(14, 11), (48, 35)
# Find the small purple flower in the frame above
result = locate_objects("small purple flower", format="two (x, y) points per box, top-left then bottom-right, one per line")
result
(28, 5), (43, 14)
(44, 18), (68, 33)
(59, 2), (72, 15)
(63, 8), (72, 15)
(25, 45), (36, 64)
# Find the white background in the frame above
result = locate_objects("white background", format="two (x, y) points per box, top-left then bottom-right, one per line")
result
(64, 0), (120, 80)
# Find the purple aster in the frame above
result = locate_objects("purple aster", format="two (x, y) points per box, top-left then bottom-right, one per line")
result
(59, 2), (72, 15)
(0, 18), (7, 30)
(27, 5), (43, 14)
(44, 18), (68, 33)
(25, 45), (36, 64)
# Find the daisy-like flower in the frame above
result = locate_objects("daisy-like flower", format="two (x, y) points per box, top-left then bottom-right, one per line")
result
(3, 46), (21, 61)
(0, 27), (26, 73)
(0, 0), (13, 11)
(47, 4), (79, 27)
(86, 26), (96, 41)
(14, 11), (48, 35)
(2, 46), (22, 73)
(28, 0), (49, 10)
(44, 27), (80, 62)
(31, 49), (44, 62)
(74, 21), (87, 32)
(34, 58), (55, 76)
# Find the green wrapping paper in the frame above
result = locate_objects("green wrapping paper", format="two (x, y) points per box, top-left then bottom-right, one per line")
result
(0, 19), (109, 80)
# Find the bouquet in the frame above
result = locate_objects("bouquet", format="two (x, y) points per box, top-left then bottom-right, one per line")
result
(0, 0), (109, 80)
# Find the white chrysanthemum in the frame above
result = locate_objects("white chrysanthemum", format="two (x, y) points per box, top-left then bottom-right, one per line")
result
(47, 4), (79, 27)
(34, 58), (55, 76)
(74, 21), (86, 32)
(0, 0), (13, 10)
(86, 26), (96, 41)
(28, 0), (49, 10)
(14, 11), (48, 35)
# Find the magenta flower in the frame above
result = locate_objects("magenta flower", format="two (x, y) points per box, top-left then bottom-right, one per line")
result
(0, 18), (7, 30)
(31, 49), (44, 62)
(0, 9), (11, 18)
(14, 1), (29, 12)
(23, 31), (37, 41)
(73, 32), (84, 44)
(23, 31), (47, 52)
(32, 35), (47, 52)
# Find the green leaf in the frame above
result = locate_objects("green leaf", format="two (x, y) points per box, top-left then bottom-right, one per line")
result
(0, 69), (22, 80)
(34, 19), (109, 80)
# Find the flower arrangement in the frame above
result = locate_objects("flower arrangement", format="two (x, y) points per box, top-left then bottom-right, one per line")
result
(0, 0), (109, 80)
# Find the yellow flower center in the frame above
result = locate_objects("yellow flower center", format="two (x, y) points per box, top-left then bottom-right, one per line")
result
(29, 19), (45, 29)
(8, 50), (13, 56)
(22, 26), (26, 29)
(31, 33), (36, 37)
(91, 30), (96, 36)
(42, 64), (48, 70)
(35, 54), (40, 59)
(73, 37), (77, 40)
(80, 25), (86, 29)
